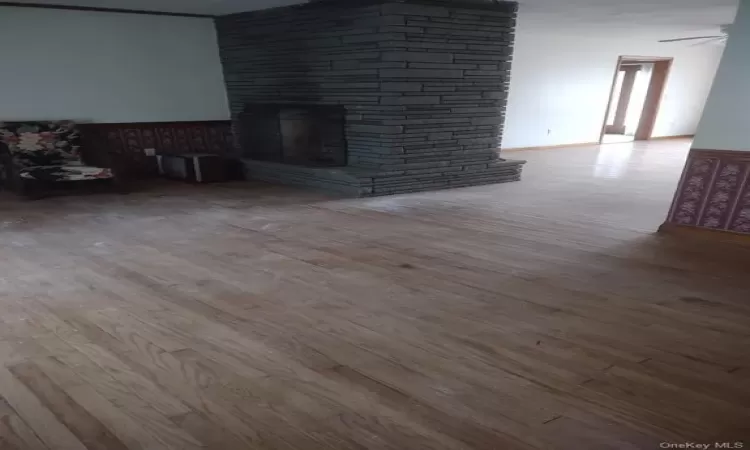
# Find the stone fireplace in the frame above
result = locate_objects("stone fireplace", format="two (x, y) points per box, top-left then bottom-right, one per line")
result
(216, 0), (525, 196)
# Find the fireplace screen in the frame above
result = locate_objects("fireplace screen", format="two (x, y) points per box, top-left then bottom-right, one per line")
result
(238, 104), (346, 167)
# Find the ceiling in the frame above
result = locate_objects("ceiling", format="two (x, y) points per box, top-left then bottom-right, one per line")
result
(3, 0), (740, 33)
(519, 0), (738, 34)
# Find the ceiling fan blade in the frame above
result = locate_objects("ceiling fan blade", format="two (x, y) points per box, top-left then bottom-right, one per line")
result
(659, 35), (725, 43)
(689, 36), (728, 46)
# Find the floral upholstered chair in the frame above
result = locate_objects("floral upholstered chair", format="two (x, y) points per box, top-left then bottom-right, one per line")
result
(0, 121), (118, 197)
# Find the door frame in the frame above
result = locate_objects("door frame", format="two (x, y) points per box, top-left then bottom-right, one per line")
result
(599, 56), (674, 143)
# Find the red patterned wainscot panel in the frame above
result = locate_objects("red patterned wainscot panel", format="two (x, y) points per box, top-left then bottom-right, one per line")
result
(728, 176), (750, 233)
(666, 149), (750, 234)
(79, 121), (234, 178)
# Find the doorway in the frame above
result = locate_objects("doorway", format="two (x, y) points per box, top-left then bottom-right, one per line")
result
(600, 57), (673, 144)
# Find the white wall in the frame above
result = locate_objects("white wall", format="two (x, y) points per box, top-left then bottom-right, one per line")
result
(502, 18), (725, 149)
(0, 7), (230, 123)
(693, 0), (750, 151)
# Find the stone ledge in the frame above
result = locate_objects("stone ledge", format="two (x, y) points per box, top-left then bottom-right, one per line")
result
(242, 158), (525, 197)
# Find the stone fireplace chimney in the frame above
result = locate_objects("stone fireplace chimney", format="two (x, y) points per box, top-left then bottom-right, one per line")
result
(215, 0), (524, 196)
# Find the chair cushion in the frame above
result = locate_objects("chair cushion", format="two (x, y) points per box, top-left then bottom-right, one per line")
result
(20, 164), (114, 182)
(0, 121), (81, 168)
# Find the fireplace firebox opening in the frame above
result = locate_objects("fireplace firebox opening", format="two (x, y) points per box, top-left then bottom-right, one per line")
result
(238, 104), (346, 168)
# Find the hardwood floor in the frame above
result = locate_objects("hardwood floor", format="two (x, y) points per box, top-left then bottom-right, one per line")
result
(0, 139), (748, 449)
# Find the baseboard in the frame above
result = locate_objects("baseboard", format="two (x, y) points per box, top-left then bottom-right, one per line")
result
(649, 134), (695, 141)
(501, 142), (599, 152)
(502, 136), (693, 152)
(658, 222), (750, 246)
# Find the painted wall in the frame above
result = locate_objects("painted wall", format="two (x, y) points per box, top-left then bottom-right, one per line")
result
(692, 0), (750, 151)
(502, 18), (724, 149)
(0, 7), (230, 123)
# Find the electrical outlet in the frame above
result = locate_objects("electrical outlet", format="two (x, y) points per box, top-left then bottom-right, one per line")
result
(144, 148), (156, 157)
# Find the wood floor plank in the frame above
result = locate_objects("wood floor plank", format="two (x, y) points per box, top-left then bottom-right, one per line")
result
(0, 140), (748, 448)
(169, 411), (252, 450)
(8, 361), (128, 450)
(0, 397), (48, 450)
(66, 316), (302, 449)
(43, 350), (204, 450)
(0, 422), (25, 450)
(0, 366), (86, 450)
